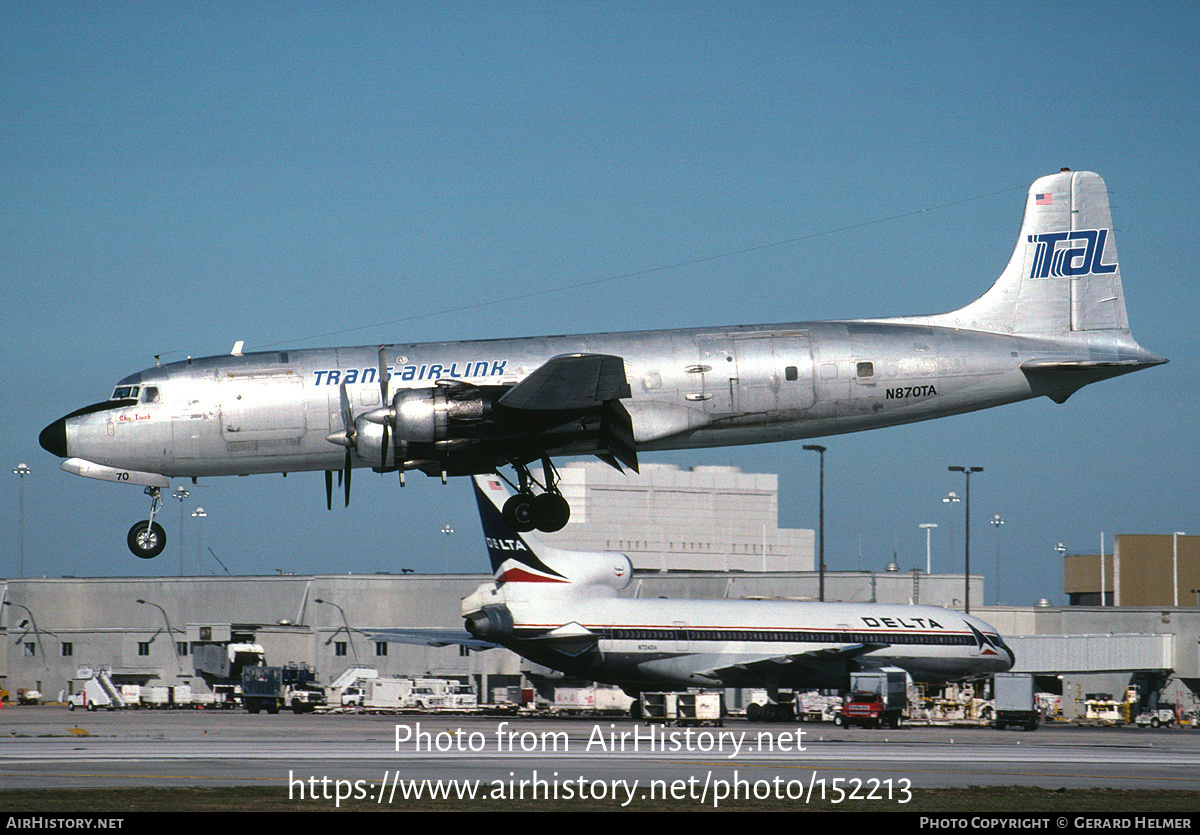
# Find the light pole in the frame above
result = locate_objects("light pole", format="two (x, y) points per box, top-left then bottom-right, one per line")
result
(1054, 542), (1067, 606)
(942, 491), (960, 576)
(919, 523), (937, 574)
(948, 466), (983, 613)
(442, 524), (454, 573)
(173, 487), (189, 576)
(1174, 532), (1186, 607)
(13, 463), (30, 578)
(136, 598), (184, 673)
(314, 598), (360, 666)
(990, 514), (1004, 606)
(3, 600), (50, 672)
(802, 444), (826, 601)
(192, 507), (208, 574)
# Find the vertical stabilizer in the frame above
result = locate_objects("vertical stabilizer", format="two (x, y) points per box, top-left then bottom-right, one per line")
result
(926, 170), (1130, 335)
(472, 475), (633, 590)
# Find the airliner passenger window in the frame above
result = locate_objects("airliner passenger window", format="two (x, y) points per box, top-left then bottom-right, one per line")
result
(856, 362), (874, 378)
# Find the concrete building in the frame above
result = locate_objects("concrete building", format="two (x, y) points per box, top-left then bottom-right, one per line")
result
(548, 461), (814, 572)
(1064, 533), (1199, 607)
(0, 573), (522, 705)
(981, 604), (1200, 720)
(0, 565), (979, 703)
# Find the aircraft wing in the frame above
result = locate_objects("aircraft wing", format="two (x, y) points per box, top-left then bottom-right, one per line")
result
(367, 627), (498, 651)
(497, 353), (631, 412)
(702, 642), (891, 682)
(493, 353), (638, 471)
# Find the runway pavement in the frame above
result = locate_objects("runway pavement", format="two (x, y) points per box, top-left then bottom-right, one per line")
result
(3, 706), (1199, 809)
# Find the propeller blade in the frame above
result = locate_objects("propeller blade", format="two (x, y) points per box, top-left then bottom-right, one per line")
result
(338, 380), (355, 504)
(325, 470), (333, 510)
(378, 345), (389, 401)
(378, 345), (390, 469)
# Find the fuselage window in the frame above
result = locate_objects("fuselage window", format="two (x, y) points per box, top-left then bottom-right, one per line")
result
(856, 362), (874, 378)
(785, 365), (798, 381)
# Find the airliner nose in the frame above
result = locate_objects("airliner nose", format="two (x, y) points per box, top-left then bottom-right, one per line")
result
(39, 417), (68, 458)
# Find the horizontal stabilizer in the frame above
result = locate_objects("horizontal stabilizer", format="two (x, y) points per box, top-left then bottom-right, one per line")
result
(367, 627), (498, 651)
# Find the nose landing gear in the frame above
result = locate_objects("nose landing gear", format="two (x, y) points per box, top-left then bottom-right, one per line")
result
(127, 487), (167, 559)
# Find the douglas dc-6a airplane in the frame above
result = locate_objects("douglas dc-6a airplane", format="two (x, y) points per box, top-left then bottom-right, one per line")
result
(372, 475), (1015, 710)
(39, 170), (1165, 558)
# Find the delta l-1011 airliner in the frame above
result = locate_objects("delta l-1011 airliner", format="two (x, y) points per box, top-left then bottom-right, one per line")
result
(372, 475), (1014, 710)
(38, 169), (1164, 557)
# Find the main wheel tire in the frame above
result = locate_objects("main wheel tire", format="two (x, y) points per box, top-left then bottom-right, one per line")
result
(127, 520), (167, 559)
(532, 492), (571, 532)
(502, 494), (537, 532)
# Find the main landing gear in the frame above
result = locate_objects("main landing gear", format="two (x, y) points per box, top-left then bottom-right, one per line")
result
(500, 456), (571, 534)
(127, 486), (167, 559)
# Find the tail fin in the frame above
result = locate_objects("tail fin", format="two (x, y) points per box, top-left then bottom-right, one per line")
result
(929, 169), (1130, 334)
(472, 475), (633, 590)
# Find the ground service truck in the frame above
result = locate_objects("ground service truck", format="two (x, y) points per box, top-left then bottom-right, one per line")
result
(242, 663), (327, 714)
(993, 673), (1040, 731)
(835, 669), (907, 729)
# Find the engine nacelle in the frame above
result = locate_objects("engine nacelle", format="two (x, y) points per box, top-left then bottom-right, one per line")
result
(353, 416), (401, 467)
(464, 604), (514, 641)
(390, 387), (484, 444)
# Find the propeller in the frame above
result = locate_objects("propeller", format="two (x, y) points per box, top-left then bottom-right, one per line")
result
(323, 382), (356, 507)
(378, 345), (390, 470)
(341, 382), (353, 506)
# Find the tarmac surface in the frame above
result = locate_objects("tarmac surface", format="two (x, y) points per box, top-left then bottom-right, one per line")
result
(3, 706), (1199, 808)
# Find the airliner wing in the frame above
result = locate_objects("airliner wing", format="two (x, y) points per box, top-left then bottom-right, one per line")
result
(704, 642), (891, 680)
(368, 627), (498, 651)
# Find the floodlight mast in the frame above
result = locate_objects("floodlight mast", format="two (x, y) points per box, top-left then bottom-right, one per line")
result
(948, 466), (983, 613)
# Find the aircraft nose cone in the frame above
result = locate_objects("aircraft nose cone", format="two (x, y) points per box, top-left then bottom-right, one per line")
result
(39, 417), (68, 458)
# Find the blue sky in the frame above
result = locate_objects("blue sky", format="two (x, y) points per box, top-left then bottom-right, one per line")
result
(3, 2), (1197, 605)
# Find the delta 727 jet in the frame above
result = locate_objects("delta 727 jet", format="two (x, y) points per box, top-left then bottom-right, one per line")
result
(39, 169), (1165, 558)
(371, 475), (1015, 711)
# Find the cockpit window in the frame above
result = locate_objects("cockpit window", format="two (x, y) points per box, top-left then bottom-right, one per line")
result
(112, 386), (140, 400)
(142, 386), (160, 403)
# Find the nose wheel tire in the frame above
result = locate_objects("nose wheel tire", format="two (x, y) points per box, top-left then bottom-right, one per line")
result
(127, 520), (167, 559)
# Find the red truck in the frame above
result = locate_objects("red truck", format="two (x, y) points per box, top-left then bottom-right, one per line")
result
(834, 670), (907, 729)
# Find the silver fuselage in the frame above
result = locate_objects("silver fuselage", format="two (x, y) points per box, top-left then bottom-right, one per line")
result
(46, 319), (1153, 480)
